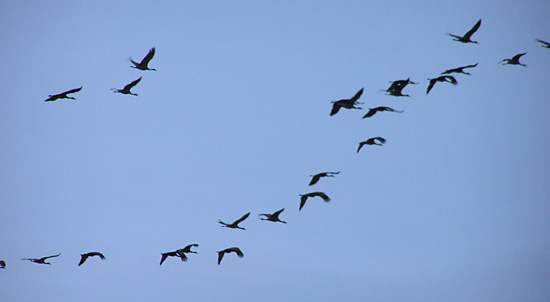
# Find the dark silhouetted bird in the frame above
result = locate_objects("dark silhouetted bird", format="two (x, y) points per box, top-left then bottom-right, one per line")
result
(309, 171), (340, 186)
(384, 78), (417, 97)
(219, 212), (251, 230)
(0, 260), (5, 269)
(160, 250), (187, 265)
(363, 106), (403, 118)
(357, 137), (386, 153)
(426, 75), (458, 94)
(441, 63), (478, 75)
(78, 252), (106, 266)
(448, 19), (481, 44)
(112, 77), (142, 96)
(130, 48), (157, 71)
(259, 208), (287, 224)
(217, 247), (244, 265)
(299, 192), (331, 211)
(500, 53), (527, 67)
(45, 87), (82, 102)
(22, 253), (61, 265)
(536, 39), (550, 49)
(330, 88), (364, 116)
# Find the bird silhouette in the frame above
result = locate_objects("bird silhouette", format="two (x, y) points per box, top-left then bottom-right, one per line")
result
(0, 260), (5, 269)
(22, 253), (61, 265)
(448, 19), (481, 43)
(309, 171), (340, 186)
(160, 250), (187, 265)
(500, 53), (527, 67)
(357, 137), (386, 153)
(219, 212), (251, 230)
(78, 252), (106, 266)
(536, 39), (550, 48)
(299, 192), (331, 211)
(441, 63), (478, 75)
(384, 78), (417, 97)
(426, 75), (458, 94)
(259, 208), (287, 224)
(45, 87), (82, 102)
(130, 47), (157, 71)
(111, 77), (142, 96)
(330, 88), (364, 116)
(217, 247), (244, 265)
(362, 106), (403, 118)
(178, 244), (199, 255)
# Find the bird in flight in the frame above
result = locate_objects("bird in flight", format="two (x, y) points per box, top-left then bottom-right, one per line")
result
(299, 192), (331, 211)
(536, 39), (550, 48)
(259, 208), (287, 224)
(309, 171), (340, 186)
(357, 137), (386, 153)
(0, 260), (5, 269)
(448, 19), (481, 44)
(160, 250), (187, 265)
(426, 75), (458, 94)
(78, 252), (106, 266)
(219, 212), (251, 230)
(217, 247), (244, 265)
(22, 253), (61, 265)
(384, 78), (417, 97)
(178, 244), (199, 255)
(111, 77), (142, 96)
(330, 88), (364, 116)
(499, 53), (527, 67)
(130, 47), (157, 71)
(441, 63), (478, 75)
(44, 87), (82, 102)
(362, 106), (403, 119)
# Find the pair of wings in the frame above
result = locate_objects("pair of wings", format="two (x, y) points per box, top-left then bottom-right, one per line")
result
(441, 63), (478, 75)
(217, 247), (244, 264)
(363, 106), (402, 119)
(78, 252), (105, 266)
(299, 192), (331, 210)
(330, 88), (364, 116)
(426, 75), (457, 94)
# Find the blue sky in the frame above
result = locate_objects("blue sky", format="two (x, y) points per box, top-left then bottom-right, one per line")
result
(1, 1), (549, 301)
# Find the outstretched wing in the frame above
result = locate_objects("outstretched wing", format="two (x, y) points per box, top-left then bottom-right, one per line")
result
(123, 77), (142, 91)
(217, 251), (224, 265)
(140, 47), (155, 66)
(272, 208), (285, 218)
(42, 253), (61, 261)
(299, 195), (308, 210)
(375, 137), (387, 144)
(426, 79), (437, 94)
(78, 255), (88, 266)
(536, 39), (550, 47)
(350, 88), (364, 103)
(463, 19), (481, 40)
(63, 86), (83, 95)
(309, 174), (321, 185)
(228, 247), (244, 258)
(160, 253), (169, 266)
(363, 108), (379, 118)
(463, 63), (478, 69)
(443, 75), (458, 85)
(233, 212), (250, 225)
(313, 192), (331, 202)
(512, 52), (527, 61)
(330, 102), (341, 116)
(357, 141), (366, 153)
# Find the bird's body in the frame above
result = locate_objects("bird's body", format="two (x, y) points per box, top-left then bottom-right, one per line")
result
(426, 75), (458, 94)
(299, 192), (331, 211)
(330, 88), (364, 116)
(384, 78), (417, 97)
(448, 19), (481, 43)
(441, 63), (478, 75)
(309, 171), (340, 186)
(78, 252), (106, 266)
(0, 260), (5, 269)
(130, 48), (156, 71)
(259, 208), (287, 223)
(160, 250), (187, 265)
(45, 87), (82, 102)
(500, 53), (527, 67)
(219, 212), (251, 230)
(217, 247), (244, 265)
(22, 253), (61, 265)
(112, 77), (142, 96)
(357, 137), (386, 153)
(536, 39), (550, 48)
(363, 106), (403, 118)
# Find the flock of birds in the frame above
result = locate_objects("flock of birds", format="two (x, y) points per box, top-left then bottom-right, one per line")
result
(1, 19), (548, 271)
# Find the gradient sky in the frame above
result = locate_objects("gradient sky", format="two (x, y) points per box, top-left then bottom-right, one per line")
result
(1, 1), (549, 301)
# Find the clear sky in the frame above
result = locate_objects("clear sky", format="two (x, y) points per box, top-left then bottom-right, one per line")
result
(1, 0), (549, 301)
